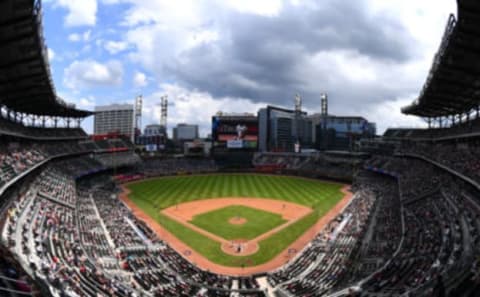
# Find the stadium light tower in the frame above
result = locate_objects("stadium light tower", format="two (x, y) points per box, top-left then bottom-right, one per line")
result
(294, 93), (302, 153)
(321, 93), (328, 116)
(134, 95), (142, 143)
(294, 93), (302, 114)
(160, 95), (168, 129)
(320, 93), (328, 150)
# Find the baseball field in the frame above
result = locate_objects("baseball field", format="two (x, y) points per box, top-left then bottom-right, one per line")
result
(124, 174), (349, 273)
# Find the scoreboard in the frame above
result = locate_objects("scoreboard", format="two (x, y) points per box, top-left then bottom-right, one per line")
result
(212, 115), (258, 150)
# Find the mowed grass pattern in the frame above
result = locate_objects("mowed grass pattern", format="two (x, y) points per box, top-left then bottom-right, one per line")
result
(126, 174), (346, 267)
(127, 174), (343, 209)
(189, 205), (287, 240)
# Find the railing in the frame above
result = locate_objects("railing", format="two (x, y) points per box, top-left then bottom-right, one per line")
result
(394, 153), (480, 192)
(326, 177), (405, 297)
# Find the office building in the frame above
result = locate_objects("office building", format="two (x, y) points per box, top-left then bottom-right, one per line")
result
(173, 123), (199, 141)
(310, 114), (376, 151)
(258, 106), (312, 152)
(94, 104), (134, 141)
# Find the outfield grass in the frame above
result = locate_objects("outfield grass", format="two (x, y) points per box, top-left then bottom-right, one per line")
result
(127, 174), (343, 209)
(189, 205), (287, 240)
(126, 174), (345, 267)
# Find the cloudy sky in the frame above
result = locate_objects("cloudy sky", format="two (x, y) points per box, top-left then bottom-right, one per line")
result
(42, 0), (457, 136)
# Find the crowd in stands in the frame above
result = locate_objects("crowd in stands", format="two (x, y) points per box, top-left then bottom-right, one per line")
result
(35, 169), (77, 206)
(0, 145), (46, 188)
(78, 182), (154, 249)
(35, 138), (131, 156)
(0, 245), (37, 296)
(253, 153), (310, 170)
(2, 159), (140, 296)
(397, 141), (480, 186)
(76, 192), (117, 264)
(96, 153), (142, 169)
(355, 157), (480, 296)
(142, 158), (218, 176)
(337, 172), (402, 286)
(95, 138), (134, 151)
(299, 153), (360, 181)
(253, 152), (362, 180)
(365, 156), (447, 202)
(114, 174), (145, 184)
(0, 136), (138, 194)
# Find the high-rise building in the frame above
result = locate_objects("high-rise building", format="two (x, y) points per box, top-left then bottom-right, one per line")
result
(258, 106), (311, 152)
(94, 104), (134, 141)
(309, 114), (376, 151)
(258, 105), (374, 152)
(173, 123), (199, 141)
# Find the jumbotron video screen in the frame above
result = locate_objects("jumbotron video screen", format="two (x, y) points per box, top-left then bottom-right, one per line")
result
(212, 116), (258, 150)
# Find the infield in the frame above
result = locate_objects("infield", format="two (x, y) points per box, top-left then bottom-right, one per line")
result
(189, 205), (287, 240)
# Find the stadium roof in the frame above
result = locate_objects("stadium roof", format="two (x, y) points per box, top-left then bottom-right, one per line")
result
(402, 0), (480, 118)
(0, 0), (92, 118)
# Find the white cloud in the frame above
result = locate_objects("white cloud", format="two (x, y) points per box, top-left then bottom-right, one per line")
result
(83, 30), (92, 41)
(121, 0), (202, 27)
(55, 0), (98, 27)
(362, 96), (426, 134)
(100, 0), (121, 4)
(47, 48), (55, 62)
(133, 71), (148, 87)
(223, 0), (283, 16)
(64, 59), (124, 89)
(68, 33), (80, 42)
(104, 40), (129, 54)
(185, 30), (219, 49)
(68, 30), (91, 42)
(79, 97), (96, 108)
(368, 0), (456, 58)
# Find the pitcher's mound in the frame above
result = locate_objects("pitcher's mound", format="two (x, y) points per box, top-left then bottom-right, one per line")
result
(228, 217), (247, 225)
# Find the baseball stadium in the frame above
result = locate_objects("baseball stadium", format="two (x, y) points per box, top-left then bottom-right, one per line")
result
(0, 0), (480, 297)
